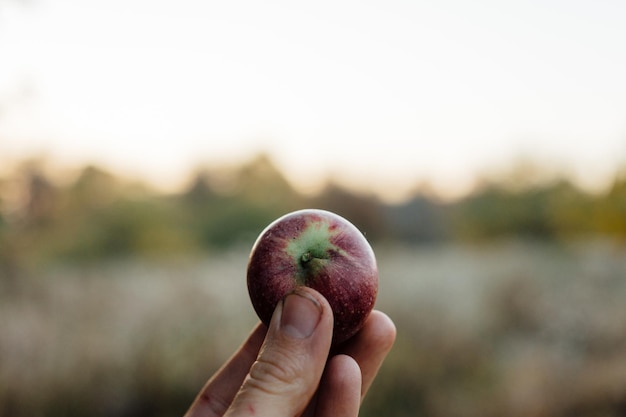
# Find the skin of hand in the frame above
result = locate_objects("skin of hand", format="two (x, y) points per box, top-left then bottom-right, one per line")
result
(184, 287), (396, 417)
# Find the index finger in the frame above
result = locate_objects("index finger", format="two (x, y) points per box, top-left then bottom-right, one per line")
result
(185, 322), (267, 417)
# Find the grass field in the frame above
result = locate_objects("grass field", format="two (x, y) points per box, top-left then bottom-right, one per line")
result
(1, 239), (625, 416)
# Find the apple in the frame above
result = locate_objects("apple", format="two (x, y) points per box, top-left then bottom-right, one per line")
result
(247, 208), (378, 344)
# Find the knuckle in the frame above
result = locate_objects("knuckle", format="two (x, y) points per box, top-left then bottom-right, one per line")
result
(246, 352), (306, 396)
(197, 392), (230, 417)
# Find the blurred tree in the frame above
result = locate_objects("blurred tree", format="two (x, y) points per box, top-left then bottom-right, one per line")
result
(66, 165), (121, 211)
(594, 176), (626, 238)
(0, 180), (13, 287)
(22, 167), (58, 228)
(183, 154), (303, 208)
(182, 170), (218, 206)
(545, 180), (595, 238)
(181, 154), (304, 249)
(234, 153), (302, 209)
(310, 183), (386, 241)
(385, 194), (449, 243)
(450, 177), (621, 242)
(0, 178), (5, 231)
(449, 185), (508, 240)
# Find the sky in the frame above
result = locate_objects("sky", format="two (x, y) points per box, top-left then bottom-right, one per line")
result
(1, 0), (625, 200)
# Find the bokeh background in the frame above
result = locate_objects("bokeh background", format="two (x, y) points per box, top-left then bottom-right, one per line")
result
(2, 1), (626, 416)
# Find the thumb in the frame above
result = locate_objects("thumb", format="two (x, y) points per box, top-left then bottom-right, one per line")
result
(224, 287), (333, 417)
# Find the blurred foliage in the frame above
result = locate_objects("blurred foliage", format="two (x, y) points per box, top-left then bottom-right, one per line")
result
(449, 180), (593, 240)
(1, 154), (626, 269)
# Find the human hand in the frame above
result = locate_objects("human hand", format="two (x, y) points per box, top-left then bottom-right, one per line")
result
(184, 287), (396, 417)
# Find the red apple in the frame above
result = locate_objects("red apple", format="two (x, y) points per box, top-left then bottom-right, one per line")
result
(247, 209), (378, 344)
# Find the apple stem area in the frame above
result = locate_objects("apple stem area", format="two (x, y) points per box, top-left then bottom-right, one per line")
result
(296, 251), (330, 286)
(300, 250), (329, 264)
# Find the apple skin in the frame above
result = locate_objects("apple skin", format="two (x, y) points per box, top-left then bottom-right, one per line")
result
(247, 209), (378, 344)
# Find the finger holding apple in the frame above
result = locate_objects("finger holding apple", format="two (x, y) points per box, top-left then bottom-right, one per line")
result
(247, 209), (378, 344)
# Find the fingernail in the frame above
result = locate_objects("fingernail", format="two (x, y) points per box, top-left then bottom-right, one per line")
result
(280, 289), (322, 339)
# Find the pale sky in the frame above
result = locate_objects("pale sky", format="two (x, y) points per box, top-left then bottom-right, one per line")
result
(1, 0), (625, 199)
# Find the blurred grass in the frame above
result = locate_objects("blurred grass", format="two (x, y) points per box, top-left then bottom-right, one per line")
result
(0, 250), (257, 416)
(1, 240), (626, 417)
(370, 240), (626, 417)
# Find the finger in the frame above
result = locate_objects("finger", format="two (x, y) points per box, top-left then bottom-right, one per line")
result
(224, 287), (334, 417)
(184, 323), (267, 417)
(338, 310), (396, 400)
(314, 354), (362, 417)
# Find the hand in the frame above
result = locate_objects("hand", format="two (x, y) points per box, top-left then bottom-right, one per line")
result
(184, 287), (396, 417)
